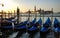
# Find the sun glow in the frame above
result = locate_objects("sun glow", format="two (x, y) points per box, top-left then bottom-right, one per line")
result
(0, 0), (18, 13)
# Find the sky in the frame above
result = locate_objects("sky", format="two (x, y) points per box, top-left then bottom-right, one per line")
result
(0, 0), (60, 12)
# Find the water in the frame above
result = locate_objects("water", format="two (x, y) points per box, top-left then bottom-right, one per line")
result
(8, 31), (55, 38)
(8, 32), (19, 38)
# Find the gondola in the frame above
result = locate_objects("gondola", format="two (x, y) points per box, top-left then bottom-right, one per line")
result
(53, 18), (60, 38)
(14, 20), (29, 38)
(27, 18), (42, 38)
(37, 18), (42, 29)
(14, 18), (36, 33)
(27, 18), (36, 33)
(0, 13), (15, 30)
(40, 18), (51, 38)
(0, 18), (17, 38)
(27, 18), (36, 27)
(1, 19), (16, 30)
(26, 18), (38, 38)
(14, 19), (28, 32)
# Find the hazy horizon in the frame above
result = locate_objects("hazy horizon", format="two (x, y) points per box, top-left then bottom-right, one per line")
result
(0, 0), (60, 12)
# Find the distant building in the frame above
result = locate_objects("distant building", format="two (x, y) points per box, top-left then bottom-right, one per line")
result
(44, 11), (53, 14)
(37, 8), (53, 14)
(22, 6), (53, 14)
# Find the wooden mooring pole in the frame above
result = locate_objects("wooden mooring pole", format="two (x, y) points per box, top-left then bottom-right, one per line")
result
(17, 7), (20, 24)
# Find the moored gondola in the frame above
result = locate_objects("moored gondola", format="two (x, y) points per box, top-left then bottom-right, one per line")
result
(14, 20), (28, 32)
(14, 20), (29, 38)
(40, 17), (51, 38)
(27, 18), (38, 38)
(1, 18), (16, 30)
(53, 18), (60, 38)
(28, 18), (42, 33)
(37, 18), (42, 29)
(27, 18), (42, 38)
(0, 18), (17, 38)
(27, 18), (36, 33)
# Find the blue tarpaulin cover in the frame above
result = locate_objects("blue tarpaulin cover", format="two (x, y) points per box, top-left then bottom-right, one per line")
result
(54, 27), (60, 32)
(54, 18), (60, 32)
(27, 18), (38, 31)
(31, 18), (36, 24)
(54, 18), (59, 24)
(15, 20), (28, 29)
(37, 18), (42, 25)
(45, 17), (51, 26)
(28, 26), (38, 31)
(16, 25), (27, 29)
(40, 18), (51, 32)
(40, 27), (49, 32)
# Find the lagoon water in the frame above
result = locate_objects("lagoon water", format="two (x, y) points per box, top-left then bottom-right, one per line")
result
(19, 13), (60, 25)
(2, 13), (60, 22)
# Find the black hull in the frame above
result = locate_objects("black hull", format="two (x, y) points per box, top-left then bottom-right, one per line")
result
(15, 28), (26, 38)
(27, 29), (39, 38)
(54, 32), (60, 38)
(27, 29), (39, 34)
(1, 26), (13, 30)
(1, 29), (14, 38)
(40, 29), (50, 38)
(14, 28), (26, 32)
